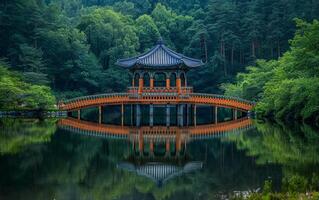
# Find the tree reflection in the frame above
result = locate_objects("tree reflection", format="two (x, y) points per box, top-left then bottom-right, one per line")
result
(0, 118), (57, 155)
(226, 120), (319, 193)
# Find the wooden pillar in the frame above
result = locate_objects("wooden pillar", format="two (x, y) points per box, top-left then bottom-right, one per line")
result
(132, 140), (135, 152)
(130, 104), (133, 126)
(77, 109), (81, 120)
(98, 106), (102, 124)
(215, 106), (218, 124)
(138, 131), (143, 153)
(121, 104), (124, 126)
(150, 140), (154, 156)
(149, 104), (154, 127)
(176, 78), (181, 94)
(150, 78), (154, 89)
(165, 139), (170, 157)
(233, 109), (238, 120)
(166, 104), (170, 127)
(193, 104), (197, 126)
(177, 104), (184, 127)
(132, 78), (135, 87)
(166, 78), (170, 89)
(176, 131), (181, 153)
(136, 104), (141, 127)
(138, 78), (143, 95)
(186, 104), (190, 126)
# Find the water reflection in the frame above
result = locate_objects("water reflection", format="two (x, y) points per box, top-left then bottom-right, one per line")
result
(0, 117), (318, 199)
(58, 117), (253, 187)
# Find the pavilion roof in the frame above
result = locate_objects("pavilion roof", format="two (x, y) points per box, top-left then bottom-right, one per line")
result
(116, 39), (204, 69)
(117, 161), (203, 187)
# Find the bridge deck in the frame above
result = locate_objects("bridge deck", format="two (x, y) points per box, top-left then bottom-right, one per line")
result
(59, 93), (255, 112)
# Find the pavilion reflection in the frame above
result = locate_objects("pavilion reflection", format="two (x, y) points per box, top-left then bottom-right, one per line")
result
(58, 117), (253, 186)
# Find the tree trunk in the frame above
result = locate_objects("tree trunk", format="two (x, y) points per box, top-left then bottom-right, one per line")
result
(231, 44), (234, 66)
(252, 41), (255, 58)
(223, 42), (227, 76)
(277, 41), (281, 58)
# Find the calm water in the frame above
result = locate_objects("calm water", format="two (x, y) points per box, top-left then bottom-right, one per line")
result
(0, 114), (318, 199)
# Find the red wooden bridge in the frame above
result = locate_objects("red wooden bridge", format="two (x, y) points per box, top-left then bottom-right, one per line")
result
(58, 90), (255, 112)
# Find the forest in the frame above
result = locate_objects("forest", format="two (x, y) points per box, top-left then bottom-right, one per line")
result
(0, 0), (319, 122)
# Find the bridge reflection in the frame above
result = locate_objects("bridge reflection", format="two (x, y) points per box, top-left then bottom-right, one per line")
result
(58, 117), (253, 186)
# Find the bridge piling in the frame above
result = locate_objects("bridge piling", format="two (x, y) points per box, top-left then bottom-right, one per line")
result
(98, 106), (102, 124)
(150, 104), (154, 127)
(77, 110), (81, 120)
(136, 104), (141, 127)
(233, 109), (238, 120)
(166, 104), (170, 127)
(193, 104), (197, 127)
(121, 104), (124, 126)
(177, 104), (184, 127)
(214, 106), (218, 124)
(186, 104), (190, 126)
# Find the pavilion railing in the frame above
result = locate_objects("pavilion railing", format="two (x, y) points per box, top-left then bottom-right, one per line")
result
(127, 86), (193, 94)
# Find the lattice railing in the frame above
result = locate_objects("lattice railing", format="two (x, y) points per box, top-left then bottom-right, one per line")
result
(58, 92), (256, 111)
(127, 86), (193, 94)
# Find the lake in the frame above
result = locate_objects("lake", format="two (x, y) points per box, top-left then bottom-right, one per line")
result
(0, 112), (318, 199)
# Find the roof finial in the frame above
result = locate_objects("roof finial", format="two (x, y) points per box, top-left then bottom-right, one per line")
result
(157, 37), (164, 45)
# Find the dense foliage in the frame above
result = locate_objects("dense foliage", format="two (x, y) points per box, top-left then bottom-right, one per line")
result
(1, 0), (319, 100)
(0, 62), (56, 110)
(223, 20), (319, 122)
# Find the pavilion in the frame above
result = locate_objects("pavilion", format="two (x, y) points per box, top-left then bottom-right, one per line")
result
(116, 38), (204, 96)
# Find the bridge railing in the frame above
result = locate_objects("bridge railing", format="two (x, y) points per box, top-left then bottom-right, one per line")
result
(58, 92), (256, 111)
(60, 93), (129, 105)
(190, 93), (256, 106)
(59, 93), (255, 105)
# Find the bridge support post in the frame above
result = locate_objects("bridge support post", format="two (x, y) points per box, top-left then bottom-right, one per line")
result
(136, 104), (141, 127)
(98, 106), (102, 124)
(149, 104), (154, 127)
(150, 140), (154, 157)
(177, 104), (184, 127)
(138, 131), (143, 155)
(165, 139), (170, 157)
(176, 131), (181, 154)
(130, 104), (133, 126)
(77, 110), (81, 120)
(166, 104), (170, 127)
(121, 104), (124, 126)
(233, 109), (238, 120)
(214, 106), (218, 124)
(186, 104), (190, 126)
(193, 104), (197, 126)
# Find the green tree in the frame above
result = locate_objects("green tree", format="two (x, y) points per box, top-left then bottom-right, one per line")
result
(135, 14), (160, 51)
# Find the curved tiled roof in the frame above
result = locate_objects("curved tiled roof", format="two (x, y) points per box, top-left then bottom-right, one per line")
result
(116, 40), (204, 68)
(117, 161), (203, 186)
